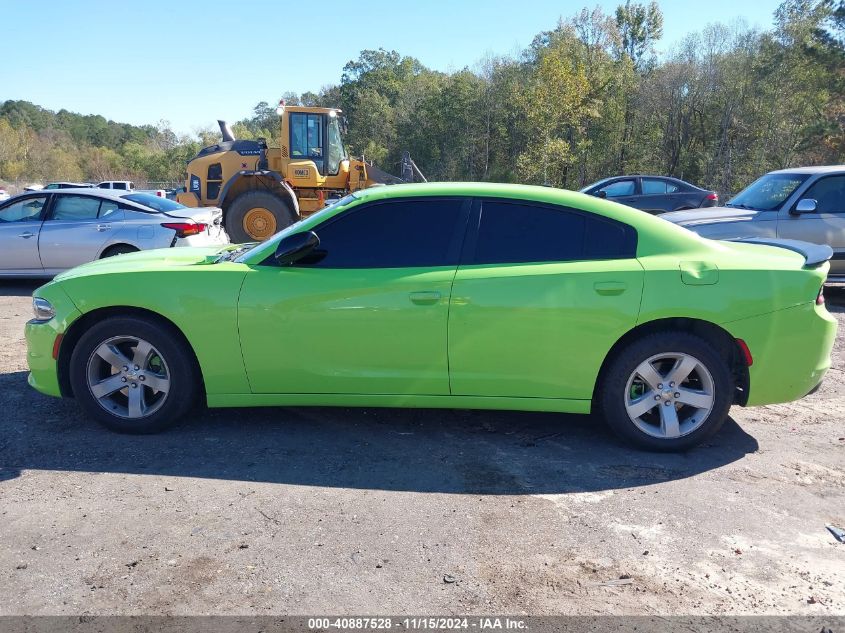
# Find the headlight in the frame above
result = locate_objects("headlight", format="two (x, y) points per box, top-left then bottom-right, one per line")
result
(32, 297), (55, 322)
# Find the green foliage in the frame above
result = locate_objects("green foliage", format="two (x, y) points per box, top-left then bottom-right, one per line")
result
(615, 0), (664, 69)
(1, 0), (843, 194)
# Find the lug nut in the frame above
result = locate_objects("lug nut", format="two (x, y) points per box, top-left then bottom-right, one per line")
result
(139, 375), (145, 381)
(121, 377), (127, 383)
(657, 383), (663, 389)
(669, 381), (675, 387)
(122, 366), (128, 371)
(674, 392), (681, 398)
(133, 365), (139, 371)
(131, 383), (138, 389)
(664, 401), (671, 406)
(654, 395), (661, 401)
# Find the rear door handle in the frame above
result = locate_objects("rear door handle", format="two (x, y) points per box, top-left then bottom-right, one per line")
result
(594, 281), (627, 296)
(96, 224), (111, 232)
(409, 291), (441, 305)
(18, 231), (35, 239)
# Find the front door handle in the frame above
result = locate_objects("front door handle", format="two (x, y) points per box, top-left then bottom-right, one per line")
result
(594, 281), (627, 296)
(96, 224), (111, 232)
(409, 291), (441, 305)
(18, 231), (35, 239)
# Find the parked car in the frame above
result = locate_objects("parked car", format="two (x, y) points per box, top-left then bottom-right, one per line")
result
(26, 183), (835, 451)
(98, 180), (166, 198)
(581, 175), (718, 213)
(97, 180), (135, 191)
(166, 186), (185, 201)
(44, 182), (93, 190)
(0, 188), (9, 202)
(0, 188), (228, 277)
(661, 166), (845, 282)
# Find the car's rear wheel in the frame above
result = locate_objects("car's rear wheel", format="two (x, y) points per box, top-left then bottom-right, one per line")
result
(69, 316), (197, 433)
(597, 332), (733, 451)
(101, 244), (138, 258)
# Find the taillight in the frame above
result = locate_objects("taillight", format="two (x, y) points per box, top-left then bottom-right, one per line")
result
(161, 222), (207, 237)
(817, 284), (825, 305)
(706, 193), (718, 201)
(156, 191), (164, 197)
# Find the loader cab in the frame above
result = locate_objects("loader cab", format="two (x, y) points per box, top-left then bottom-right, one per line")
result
(281, 106), (348, 179)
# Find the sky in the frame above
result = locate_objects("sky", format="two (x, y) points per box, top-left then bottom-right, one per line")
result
(0, 0), (784, 135)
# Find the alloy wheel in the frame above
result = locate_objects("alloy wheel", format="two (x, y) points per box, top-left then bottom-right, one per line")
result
(624, 352), (715, 439)
(85, 335), (171, 419)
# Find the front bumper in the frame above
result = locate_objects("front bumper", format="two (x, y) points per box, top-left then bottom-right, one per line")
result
(25, 286), (82, 399)
(26, 320), (68, 398)
(725, 301), (837, 407)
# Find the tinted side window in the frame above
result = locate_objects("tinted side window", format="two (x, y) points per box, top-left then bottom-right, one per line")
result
(585, 214), (638, 260)
(307, 199), (468, 268)
(473, 201), (636, 264)
(99, 200), (120, 218)
(599, 179), (635, 197)
(0, 196), (47, 223)
(51, 195), (101, 221)
(642, 179), (668, 195)
(802, 175), (845, 213)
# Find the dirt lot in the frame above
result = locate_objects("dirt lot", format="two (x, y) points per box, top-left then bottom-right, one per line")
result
(0, 280), (843, 616)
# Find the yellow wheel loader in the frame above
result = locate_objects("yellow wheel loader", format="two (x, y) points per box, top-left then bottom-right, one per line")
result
(176, 101), (422, 242)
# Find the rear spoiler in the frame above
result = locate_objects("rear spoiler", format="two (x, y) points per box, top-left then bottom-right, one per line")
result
(730, 237), (833, 267)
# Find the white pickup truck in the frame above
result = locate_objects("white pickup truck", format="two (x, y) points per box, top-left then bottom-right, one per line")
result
(97, 181), (166, 198)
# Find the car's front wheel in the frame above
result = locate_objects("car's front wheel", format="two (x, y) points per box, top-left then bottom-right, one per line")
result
(69, 316), (198, 433)
(597, 332), (733, 451)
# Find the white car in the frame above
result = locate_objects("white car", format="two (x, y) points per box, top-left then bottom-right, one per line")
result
(97, 180), (135, 191)
(0, 188), (228, 277)
(98, 180), (166, 198)
(0, 188), (9, 202)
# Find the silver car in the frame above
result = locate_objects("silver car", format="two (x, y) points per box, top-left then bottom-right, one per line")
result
(0, 189), (228, 277)
(661, 166), (845, 281)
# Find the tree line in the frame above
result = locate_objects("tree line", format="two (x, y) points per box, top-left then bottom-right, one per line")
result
(1, 0), (843, 195)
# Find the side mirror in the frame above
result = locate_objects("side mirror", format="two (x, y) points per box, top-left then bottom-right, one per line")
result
(793, 198), (817, 214)
(274, 230), (320, 266)
(594, 190), (608, 199)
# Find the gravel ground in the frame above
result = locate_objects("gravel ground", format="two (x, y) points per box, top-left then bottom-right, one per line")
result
(0, 280), (843, 616)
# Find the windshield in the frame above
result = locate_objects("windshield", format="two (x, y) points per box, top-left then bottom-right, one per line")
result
(579, 178), (612, 193)
(727, 173), (809, 211)
(327, 115), (347, 176)
(233, 193), (358, 263)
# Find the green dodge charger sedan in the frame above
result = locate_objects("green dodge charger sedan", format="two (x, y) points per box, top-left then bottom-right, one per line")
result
(25, 183), (836, 450)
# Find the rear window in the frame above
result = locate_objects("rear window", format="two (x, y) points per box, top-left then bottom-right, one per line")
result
(123, 193), (186, 212)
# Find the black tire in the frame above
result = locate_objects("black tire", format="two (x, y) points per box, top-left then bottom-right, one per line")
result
(225, 190), (296, 243)
(69, 316), (198, 434)
(101, 244), (138, 258)
(596, 332), (733, 451)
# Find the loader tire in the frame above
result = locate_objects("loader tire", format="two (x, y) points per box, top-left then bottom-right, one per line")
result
(225, 190), (296, 243)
